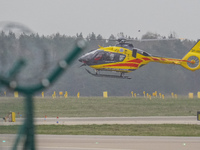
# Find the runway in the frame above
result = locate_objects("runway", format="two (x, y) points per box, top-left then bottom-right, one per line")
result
(1, 117), (200, 150)
(1, 134), (200, 150)
(1, 116), (200, 125)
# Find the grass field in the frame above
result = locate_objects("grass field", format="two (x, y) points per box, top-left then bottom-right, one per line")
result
(0, 96), (200, 118)
(1, 97), (200, 136)
(1, 124), (200, 136)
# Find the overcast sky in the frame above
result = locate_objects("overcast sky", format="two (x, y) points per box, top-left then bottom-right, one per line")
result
(0, 0), (199, 40)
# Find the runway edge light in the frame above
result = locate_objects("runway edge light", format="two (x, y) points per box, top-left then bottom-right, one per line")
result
(197, 92), (200, 98)
(12, 112), (16, 122)
(14, 91), (18, 98)
(188, 92), (193, 99)
(103, 91), (108, 98)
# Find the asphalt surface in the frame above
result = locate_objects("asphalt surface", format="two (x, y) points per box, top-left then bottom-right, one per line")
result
(1, 134), (200, 150)
(1, 117), (200, 150)
(1, 116), (200, 125)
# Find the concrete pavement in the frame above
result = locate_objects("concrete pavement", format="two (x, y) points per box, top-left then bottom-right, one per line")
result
(1, 134), (200, 150)
(1, 116), (200, 125)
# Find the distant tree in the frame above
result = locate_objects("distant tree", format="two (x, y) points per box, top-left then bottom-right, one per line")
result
(168, 31), (177, 39)
(76, 32), (83, 39)
(8, 31), (16, 39)
(109, 34), (116, 40)
(142, 32), (159, 39)
(87, 32), (96, 40)
(96, 34), (103, 40)
(118, 32), (125, 38)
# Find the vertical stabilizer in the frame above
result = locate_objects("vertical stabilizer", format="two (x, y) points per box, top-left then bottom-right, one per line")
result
(181, 40), (200, 71)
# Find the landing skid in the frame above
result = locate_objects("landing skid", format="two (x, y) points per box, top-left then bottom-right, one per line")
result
(85, 69), (131, 79)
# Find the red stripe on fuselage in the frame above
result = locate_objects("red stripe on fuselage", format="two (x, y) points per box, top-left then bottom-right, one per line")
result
(106, 63), (139, 68)
(128, 59), (143, 63)
(152, 57), (160, 61)
(142, 58), (151, 61)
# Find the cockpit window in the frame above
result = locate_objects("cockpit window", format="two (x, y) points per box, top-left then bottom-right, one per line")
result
(110, 53), (115, 60)
(119, 54), (126, 61)
(93, 51), (126, 63)
(94, 52), (104, 61)
(135, 48), (151, 56)
(81, 49), (99, 61)
(82, 49), (98, 57)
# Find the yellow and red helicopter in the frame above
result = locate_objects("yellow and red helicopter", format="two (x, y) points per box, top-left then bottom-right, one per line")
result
(79, 37), (200, 79)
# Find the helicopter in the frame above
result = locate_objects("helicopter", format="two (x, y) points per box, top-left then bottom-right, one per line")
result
(79, 37), (200, 79)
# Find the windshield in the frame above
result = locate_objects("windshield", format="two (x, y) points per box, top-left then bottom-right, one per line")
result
(81, 49), (98, 59)
(134, 48), (151, 56)
(79, 49), (126, 66)
(94, 51), (126, 62)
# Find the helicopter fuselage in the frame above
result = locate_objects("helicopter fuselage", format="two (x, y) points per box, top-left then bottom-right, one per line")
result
(80, 47), (146, 73)
(79, 44), (184, 73)
(78, 40), (200, 79)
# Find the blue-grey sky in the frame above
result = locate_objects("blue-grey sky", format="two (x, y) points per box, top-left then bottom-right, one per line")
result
(0, 0), (199, 40)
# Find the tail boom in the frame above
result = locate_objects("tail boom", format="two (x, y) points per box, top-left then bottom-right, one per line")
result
(149, 40), (200, 71)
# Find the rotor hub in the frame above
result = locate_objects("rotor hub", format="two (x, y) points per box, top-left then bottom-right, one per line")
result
(187, 56), (199, 68)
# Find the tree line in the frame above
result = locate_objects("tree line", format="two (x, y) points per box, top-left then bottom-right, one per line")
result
(0, 31), (199, 96)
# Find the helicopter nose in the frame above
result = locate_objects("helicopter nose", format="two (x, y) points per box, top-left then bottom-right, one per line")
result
(78, 57), (83, 62)
(78, 56), (87, 63)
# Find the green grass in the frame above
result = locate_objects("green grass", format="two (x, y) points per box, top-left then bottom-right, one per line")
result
(1, 97), (200, 136)
(0, 96), (200, 118)
(1, 124), (200, 136)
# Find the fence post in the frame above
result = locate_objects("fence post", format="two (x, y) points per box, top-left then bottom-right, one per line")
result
(0, 40), (86, 150)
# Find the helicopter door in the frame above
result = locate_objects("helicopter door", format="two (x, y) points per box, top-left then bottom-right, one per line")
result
(132, 49), (137, 58)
